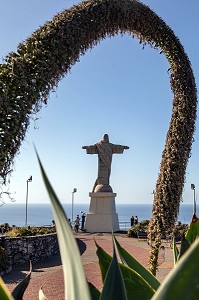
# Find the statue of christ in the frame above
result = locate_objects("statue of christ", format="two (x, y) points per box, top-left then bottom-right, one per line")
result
(82, 134), (129, 192)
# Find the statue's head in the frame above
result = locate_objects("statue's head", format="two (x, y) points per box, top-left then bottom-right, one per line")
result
(102, 134), (109, 143)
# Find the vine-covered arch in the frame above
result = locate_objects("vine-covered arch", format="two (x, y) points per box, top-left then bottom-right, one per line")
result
(0, 0), (197, 237)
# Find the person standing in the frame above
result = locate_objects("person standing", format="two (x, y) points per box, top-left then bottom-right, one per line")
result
(74, 215), (80, 233)
(134, 216), (138, 224)
(81, 213), (86, 230)
(68, 218), (72, 228)
(130, 216), (134, 227)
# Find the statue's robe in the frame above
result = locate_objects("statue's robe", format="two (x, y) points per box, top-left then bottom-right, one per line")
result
(85, 141), (127, 191)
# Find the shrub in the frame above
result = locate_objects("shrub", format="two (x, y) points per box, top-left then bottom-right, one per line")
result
(5, 226), (56, 237)
(172, 221), (189, 238)
(0, 223), (11, 234)
(127, 220), (150, 237)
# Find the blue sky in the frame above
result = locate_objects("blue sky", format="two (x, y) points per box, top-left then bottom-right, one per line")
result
(0, 0), (199, 206)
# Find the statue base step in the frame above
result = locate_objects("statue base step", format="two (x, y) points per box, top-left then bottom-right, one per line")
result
(85, 192), (119, 232)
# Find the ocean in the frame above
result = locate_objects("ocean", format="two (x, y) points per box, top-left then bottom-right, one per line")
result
(0, 202), (197, 229)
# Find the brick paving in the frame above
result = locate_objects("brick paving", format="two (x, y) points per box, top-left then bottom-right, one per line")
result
(2, 233), (174, 299)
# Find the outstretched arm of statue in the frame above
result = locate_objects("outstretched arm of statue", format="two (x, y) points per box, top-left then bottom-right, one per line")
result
(82, 144), (98, 154)
(112, 144), (129, 154)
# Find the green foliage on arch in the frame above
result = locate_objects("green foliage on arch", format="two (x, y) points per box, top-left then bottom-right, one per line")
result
(0, 0), (197, 251)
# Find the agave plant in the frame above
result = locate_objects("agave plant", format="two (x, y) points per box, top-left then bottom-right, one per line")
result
(0, 262), (32, 300)
(0, 155), (199, 299)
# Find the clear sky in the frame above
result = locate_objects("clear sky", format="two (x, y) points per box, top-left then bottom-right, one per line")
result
(0, 0), (199, 206)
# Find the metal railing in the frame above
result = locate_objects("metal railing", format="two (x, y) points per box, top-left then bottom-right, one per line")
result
(119, 221), (131, 230)
(38, 221), (132, 231)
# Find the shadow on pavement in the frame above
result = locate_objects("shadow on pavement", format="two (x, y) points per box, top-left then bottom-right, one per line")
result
(2, 238), (86, 284)
(76, 238), (87, 255)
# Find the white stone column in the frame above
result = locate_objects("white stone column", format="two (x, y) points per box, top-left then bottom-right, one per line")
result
(85, 192), (119, 232)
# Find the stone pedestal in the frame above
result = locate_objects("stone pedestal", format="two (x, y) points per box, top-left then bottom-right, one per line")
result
(85, 192), (119, 232)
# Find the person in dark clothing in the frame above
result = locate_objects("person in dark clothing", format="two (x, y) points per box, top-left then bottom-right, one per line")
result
(81, 213), (86, 230)
(130, 216), (134, 227)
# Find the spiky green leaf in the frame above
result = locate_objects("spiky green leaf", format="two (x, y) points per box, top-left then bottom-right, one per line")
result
(178, 235), (190, 260)
(100, 240), (127, 300)
(11, 261), (32, 300)
(96, 241), (155, 299)
(39, 287), (48, 300)
(114, 236), (160, 290)
(173, 238), (179, 264)
(88, 282), (101, 300)
(95, 240), (111, 283)
(0, 277), (14, 300)
(185, 216), (199, 244)
(152, 239), (199, 300)
(36, 151), (91, 300)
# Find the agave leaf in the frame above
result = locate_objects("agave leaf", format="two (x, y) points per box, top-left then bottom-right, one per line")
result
(173, 238), (179, 264)
(39, 286), (48, 300)
(178, 235), (190, 260)
(100, 238), (127, 300)
(94, 240), (111, 283)
(151, 239), (199, 300)
(96, 241), (155, 299)
(88, 282), (101, 300)
(36, 151), (91, 300)
(0, 277), (14, 300)
(113, 236), (160, 290)
(185, 215), (199, 244)
(11, 261), (32, 300)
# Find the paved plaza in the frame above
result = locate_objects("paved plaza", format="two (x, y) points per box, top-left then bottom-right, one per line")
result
(3, 233), (174, 300)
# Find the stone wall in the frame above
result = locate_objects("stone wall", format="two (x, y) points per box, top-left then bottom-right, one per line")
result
(0, 233), (59, 275)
